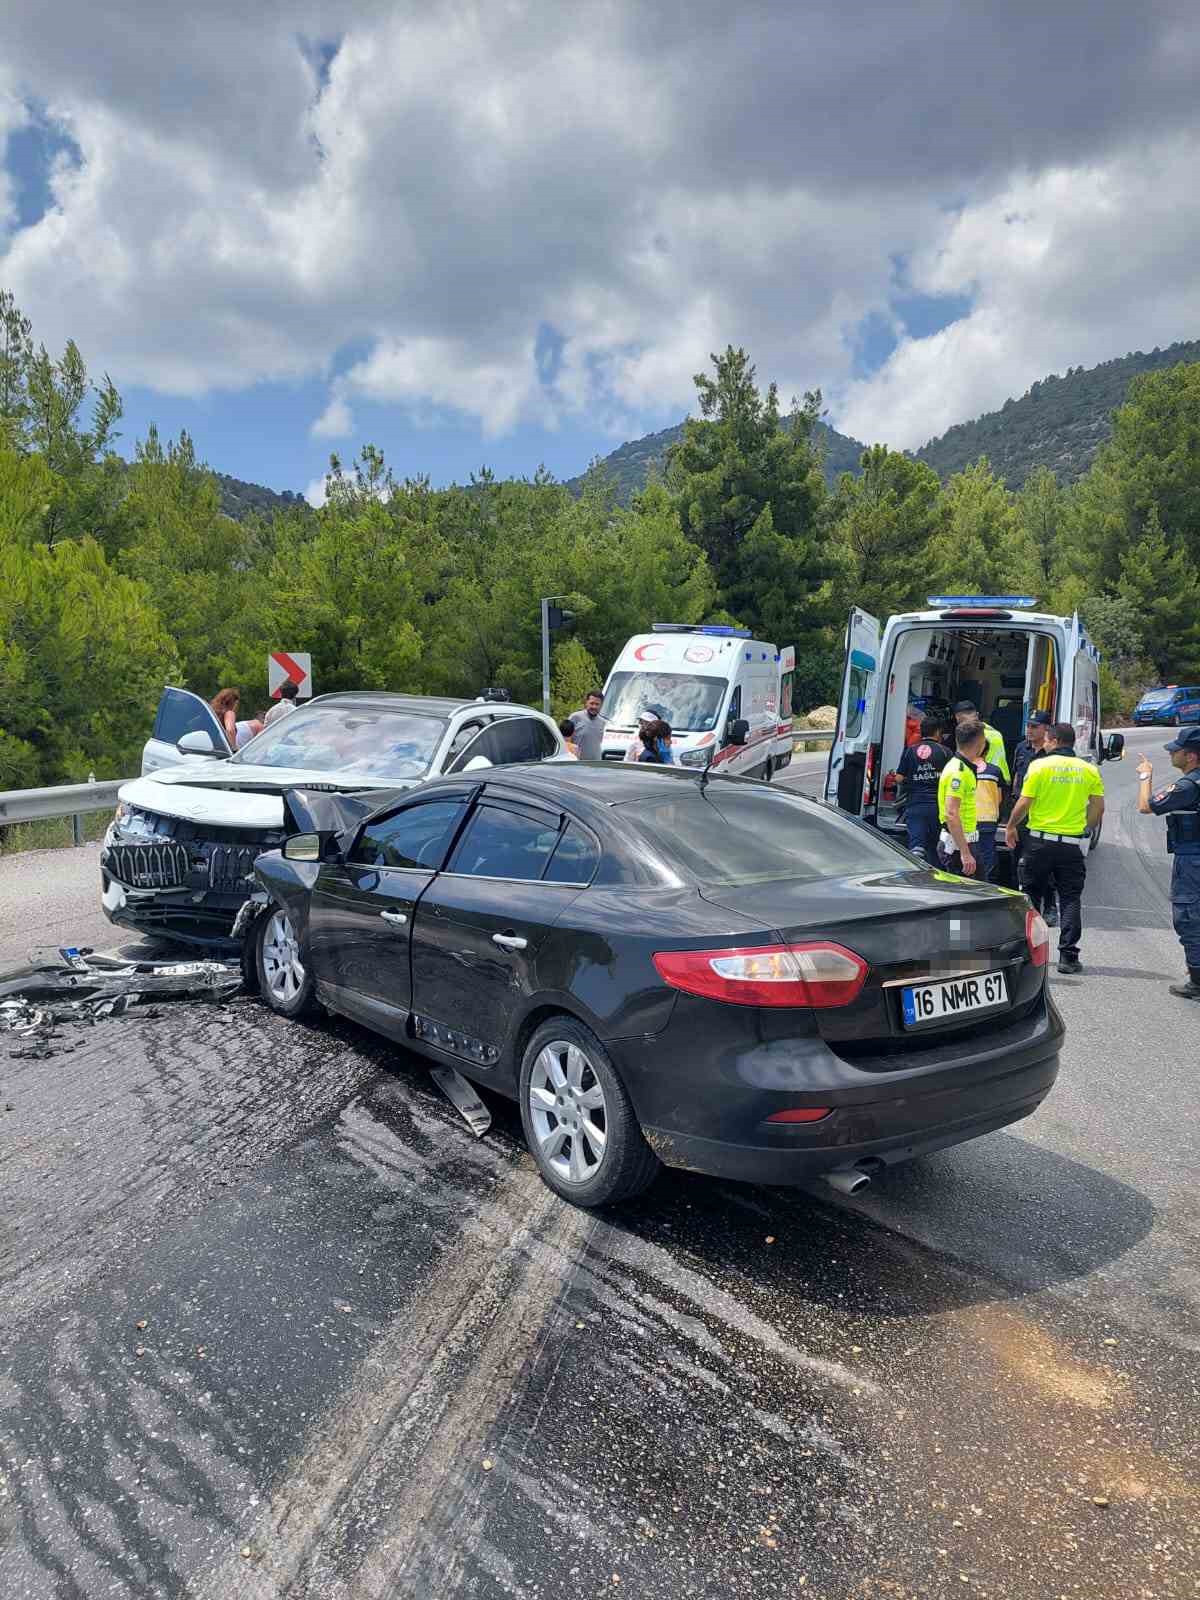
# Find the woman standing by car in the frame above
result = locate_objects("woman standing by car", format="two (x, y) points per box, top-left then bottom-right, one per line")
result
(211, 687), (262, 751)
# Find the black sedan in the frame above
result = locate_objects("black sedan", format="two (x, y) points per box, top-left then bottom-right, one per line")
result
(246, 764), (1063, 1208)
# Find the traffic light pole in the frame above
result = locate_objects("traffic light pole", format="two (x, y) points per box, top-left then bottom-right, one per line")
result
(540, 597), (551, 715)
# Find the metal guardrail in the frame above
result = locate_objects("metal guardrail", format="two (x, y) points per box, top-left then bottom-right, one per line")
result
(0, 778), (127, 845)
(0, 729), (835, 848)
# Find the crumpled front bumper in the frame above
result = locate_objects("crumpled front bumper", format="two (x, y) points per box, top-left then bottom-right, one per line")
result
(100, 826), (280, 949)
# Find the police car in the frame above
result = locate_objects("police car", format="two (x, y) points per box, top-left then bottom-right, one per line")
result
(1132, 686), (1200, 727)
(825, 597), (1124, 851)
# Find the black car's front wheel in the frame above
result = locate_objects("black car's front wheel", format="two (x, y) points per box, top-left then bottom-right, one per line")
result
(255, 905), (320, 1020)
(519, 1018), (659, 1207)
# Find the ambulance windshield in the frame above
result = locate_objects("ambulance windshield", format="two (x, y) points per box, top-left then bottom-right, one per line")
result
(603, 672), (729, 733)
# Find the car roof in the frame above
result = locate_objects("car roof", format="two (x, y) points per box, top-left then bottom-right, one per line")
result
(424, 761), (744, 810)
(303, 692), (542, 718)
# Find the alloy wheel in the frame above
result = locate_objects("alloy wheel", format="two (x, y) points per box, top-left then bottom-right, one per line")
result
(527, 1039), (608, 1185)
(262, 909), (306, 1003)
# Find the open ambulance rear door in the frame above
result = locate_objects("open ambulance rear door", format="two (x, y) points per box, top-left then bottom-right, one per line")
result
(772, 645), (796, 774)
(825, 607), (882, 817)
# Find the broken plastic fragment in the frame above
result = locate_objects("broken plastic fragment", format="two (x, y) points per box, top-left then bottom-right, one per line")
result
(429, 1066), (492, 1137)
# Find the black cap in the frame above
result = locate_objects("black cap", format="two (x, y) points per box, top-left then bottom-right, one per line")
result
(1027, 710), (1053, 726)
(1165, 726), (1200, 753)
(953, 699), (977, 713)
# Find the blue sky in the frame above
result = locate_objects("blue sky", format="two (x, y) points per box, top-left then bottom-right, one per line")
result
(3, 2), (1197, 500)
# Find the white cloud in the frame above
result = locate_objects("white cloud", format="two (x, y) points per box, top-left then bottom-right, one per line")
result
(836, 133), (1200, 449)
(310, 393), (353, 438)
(304, 472), (328, 508)
(1, 2), (1198, 448)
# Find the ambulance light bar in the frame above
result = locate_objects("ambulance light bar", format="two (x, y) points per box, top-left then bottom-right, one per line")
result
(926, 595), (1038, 609)
(651, 623), (752, 637)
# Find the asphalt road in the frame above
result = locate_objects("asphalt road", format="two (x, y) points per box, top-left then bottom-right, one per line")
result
(1, 731), (1197, 1599)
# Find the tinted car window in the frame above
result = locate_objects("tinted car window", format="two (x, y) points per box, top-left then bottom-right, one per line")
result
(449, 717), (555, 771)
(447, 804), (561, 880)
(543, 821), (599, 884)
(154, 688), (227, 748)
(350, 799), (468, 869)
(628, 785), (911, 887)
(445, 719), (487, 762)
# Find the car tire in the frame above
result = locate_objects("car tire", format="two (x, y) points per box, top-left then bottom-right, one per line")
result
(518, 1017), (660, 1208)
(255, 904), (321, 1020)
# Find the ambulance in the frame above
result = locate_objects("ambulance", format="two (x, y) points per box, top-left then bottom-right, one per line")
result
(599, 625), (795, 778)
(825, 596), (1124, 846)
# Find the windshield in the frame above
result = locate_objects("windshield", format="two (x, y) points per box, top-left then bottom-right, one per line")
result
(1140, 690), (1176, 705)
(232, 705), (447, 779)
(603, 671), (728, 733)
(627, 784), (910, 887)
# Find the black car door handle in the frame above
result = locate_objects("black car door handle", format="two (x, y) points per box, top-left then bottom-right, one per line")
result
(380, 909), (408, 926)
(492, 932), (527, 951)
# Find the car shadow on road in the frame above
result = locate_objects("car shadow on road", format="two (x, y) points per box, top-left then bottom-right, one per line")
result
(577, 1130), (1157, 1326)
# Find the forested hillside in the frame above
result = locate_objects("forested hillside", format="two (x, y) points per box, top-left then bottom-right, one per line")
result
(915, 340), (1200, 486)
(566, 416), (867, 500)
(214, 473), (309, 522)
(4, 282), (1200, 791)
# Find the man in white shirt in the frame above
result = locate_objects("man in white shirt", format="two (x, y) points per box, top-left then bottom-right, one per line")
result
(263, 681), (299, 726)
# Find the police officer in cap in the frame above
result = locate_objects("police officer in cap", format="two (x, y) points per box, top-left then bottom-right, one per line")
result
(1137, 724), (1200, 999)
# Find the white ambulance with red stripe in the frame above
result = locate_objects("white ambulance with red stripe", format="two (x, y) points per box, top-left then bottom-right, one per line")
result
(599, 625), (795, 779)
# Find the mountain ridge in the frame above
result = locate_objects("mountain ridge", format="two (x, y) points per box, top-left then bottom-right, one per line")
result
(561, 337), (1200, 502)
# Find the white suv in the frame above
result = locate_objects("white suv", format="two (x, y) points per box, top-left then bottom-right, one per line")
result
(104, 689), (570, 947)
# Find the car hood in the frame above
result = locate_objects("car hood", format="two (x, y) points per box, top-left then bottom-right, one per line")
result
(119, 764), (419, 830)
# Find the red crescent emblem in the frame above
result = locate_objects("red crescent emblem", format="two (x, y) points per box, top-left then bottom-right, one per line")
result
(634, 642), (665, 662)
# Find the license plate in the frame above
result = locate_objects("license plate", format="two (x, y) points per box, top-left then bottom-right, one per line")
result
(901, 971), (1008, 1028)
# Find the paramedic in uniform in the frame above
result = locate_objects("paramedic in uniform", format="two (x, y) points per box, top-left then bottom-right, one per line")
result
(1005, 722), (1104, 976)
(937, 719), (987, 876)
(897, 716), (952, 861)
(1136, 724), (1200, 1000)
(954, 700), (1010, 783)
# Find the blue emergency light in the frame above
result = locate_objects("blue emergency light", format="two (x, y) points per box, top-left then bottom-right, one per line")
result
(651, 623), (752, 637)
(926, 595), (1038, 609)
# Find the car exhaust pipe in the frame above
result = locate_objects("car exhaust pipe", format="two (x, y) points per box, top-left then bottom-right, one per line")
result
(822, 1167), (871, 1196)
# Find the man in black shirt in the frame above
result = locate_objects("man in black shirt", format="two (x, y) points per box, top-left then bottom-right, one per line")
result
(897, 716), (953, 862)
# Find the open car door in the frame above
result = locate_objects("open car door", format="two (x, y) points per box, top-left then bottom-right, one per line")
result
(824, 607), (882, 816)
(141, 686), (233, 774)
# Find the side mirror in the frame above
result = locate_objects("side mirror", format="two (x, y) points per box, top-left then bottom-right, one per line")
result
(177, 729), (219, 757)
(728, 719), (750, 748)
(284, 833), (321, 861)
(284, 831), (341, 862)
(1103, 732), (1125, 762)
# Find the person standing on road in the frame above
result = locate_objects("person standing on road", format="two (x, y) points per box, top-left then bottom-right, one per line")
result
(558, 719), (580, 757)
(897, 716), (952, 862)
(624, 707), (663, 762)
(569, 690), (608, 762)
(1136, 725), (1200, 1000)
(954, 700), (1010, 783)
(263, 680), (299, 727)
(1010, 710), (1058, 923)
(937, 719), (987, 876)
(1005, 722), (1104, 976)
(972, 750), (1005, 881)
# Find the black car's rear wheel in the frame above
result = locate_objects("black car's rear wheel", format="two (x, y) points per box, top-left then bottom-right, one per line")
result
(256, 906), (320, 1019)
(519, 1018), (659, 1207)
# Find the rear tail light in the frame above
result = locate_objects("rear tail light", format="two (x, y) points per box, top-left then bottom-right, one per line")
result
(652, 942), (868, 1008)
(1026, 908), (1050, 967)
(765, 1106), (833, 1123)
